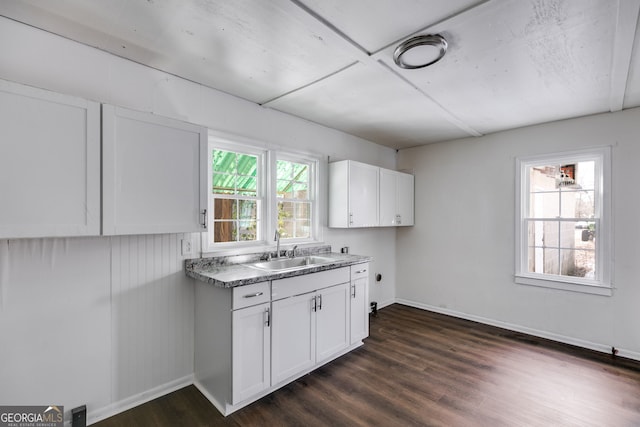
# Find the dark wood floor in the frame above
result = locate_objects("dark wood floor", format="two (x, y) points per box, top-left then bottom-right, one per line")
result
(94, 304), (640, 426)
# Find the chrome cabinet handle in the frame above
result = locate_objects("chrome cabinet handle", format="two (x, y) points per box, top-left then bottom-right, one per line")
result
(349, 212), (354, 225)
(265, 308), (270, 327)
(355, 269), (367, 274)
(312, 296), (317, 312)
(201, 209), (208, 229)
(243, 292), (264, 298)
(351, 284), (356, 298)
(317, 294), (323, 311)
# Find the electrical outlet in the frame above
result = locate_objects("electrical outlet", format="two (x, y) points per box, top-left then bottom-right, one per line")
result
(181, 239), (193, 256)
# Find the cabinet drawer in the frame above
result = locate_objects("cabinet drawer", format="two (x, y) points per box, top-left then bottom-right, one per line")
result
(233, 282), (270, 310)
(351, 263), (369, 280)
(272, 267), (350, 301)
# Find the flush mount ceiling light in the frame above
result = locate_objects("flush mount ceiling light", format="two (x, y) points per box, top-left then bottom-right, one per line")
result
(393, 34), (448, 69)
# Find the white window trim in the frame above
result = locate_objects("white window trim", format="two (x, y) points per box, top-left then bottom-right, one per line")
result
(202, 130), (323, 255)
(514, 147), (612, 296)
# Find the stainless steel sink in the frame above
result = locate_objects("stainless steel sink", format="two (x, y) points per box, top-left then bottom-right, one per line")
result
(248, 255), (335, 272)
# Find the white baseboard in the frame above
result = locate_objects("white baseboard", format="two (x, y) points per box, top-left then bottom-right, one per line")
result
(395, 298), (640, 363)
(87, 374), (194, 426)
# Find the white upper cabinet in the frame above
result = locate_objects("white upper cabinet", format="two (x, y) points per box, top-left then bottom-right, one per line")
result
(0, 79), (100, 238)
(330, 160), (413, 228)
(102, 105), (208, 235)
(380, 169), (414, 227)
(329, 160), (379, 228)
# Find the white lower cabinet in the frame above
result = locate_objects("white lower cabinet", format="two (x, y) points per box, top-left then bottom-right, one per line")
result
(271, 282), (350, 385)
(232, 302), (271, 404)
(316, 283), (350, 362)
(350, 264), (370, 344)
(195, 265), (368, 416)
(271, 292), (316, 385)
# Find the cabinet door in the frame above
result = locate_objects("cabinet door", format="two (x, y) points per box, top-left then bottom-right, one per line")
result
(102, 105), (207, 235)
(0, 79), (100, 238)
(232, 302), (271, 404)
(350, 265), (370, 344)
(349, 161), (379, 227)
(271, 293), (316, 385)
(379, 169), (398, 226)
(396, 172), (414, 226)
(316, 283), (350, 362)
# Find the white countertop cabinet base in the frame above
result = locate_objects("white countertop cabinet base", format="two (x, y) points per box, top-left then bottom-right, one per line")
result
(194, 265), (369, 416)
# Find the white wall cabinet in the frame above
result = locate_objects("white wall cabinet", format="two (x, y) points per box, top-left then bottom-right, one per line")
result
(0, 79), (100, 238)
(329, 160), (379, 227)
(102, 104), (208, 235)
(329, 160), (413, 228)
(350, 263), (370, 344)
(380, 169), (414, 226)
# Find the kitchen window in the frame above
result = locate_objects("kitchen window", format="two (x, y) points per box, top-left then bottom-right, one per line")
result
(209, 146), (264, 246)
(276, 156), (314, 240)
(515, 147), (611, 295)
(205, 133), (319, 251)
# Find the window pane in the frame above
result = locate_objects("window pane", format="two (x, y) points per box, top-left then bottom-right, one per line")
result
(295, 202), (311, 220)
(293, 163), (308, 182)
(575, 161), (595, 190)
(292, 182), (308, 199)
(214, 221), (236, 243)
(237, 176), (257, 196)
(294, 220), (310, 238)
(277, 180), (293, 198)
(239, 220), (257, 241)
(278, 220), (294, 238)
(562, 249), (596, 278)
(213, 173), (236, 194)
(213, 150), (236, 173)
(238, 200), (257, 221)
(528, 247), (559, 275)
(529, 192), (559, 218)
(530, 166), (558, 191)
(569, 190), (595, 218)
(214, 199), (236, 220)
(237, 154), (257, 177)
(278, 201), (293, 220)
(527, 220), (559, 248)
(277, 160), (293, 179)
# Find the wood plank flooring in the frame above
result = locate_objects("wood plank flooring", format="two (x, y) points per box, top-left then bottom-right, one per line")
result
(94, 304), (640, 426)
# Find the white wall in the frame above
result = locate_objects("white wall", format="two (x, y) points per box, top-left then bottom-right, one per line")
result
(0, 17), (397, 424)
(397, 108), (640, 360)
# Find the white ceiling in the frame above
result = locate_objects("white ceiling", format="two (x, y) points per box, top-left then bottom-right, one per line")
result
(2, 0), (639, 149)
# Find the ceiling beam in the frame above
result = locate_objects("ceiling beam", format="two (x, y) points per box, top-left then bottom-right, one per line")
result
(609, 0), (640, 112)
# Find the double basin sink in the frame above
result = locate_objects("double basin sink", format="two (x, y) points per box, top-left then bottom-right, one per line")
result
(247, 255), (335, 272)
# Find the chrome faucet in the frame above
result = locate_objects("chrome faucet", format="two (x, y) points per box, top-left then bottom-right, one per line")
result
(274, 230), (281, 258)
(289, 245), (298, 259)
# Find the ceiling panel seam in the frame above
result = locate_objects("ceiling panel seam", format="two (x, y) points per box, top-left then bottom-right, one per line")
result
(609, 0), (640, 111)
(376, 60), (482, 138)
(368, 0), (492, 57)
(260, 62), (359, 106)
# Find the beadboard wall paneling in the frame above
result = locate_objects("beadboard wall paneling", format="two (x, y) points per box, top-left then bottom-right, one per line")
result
(111, 233), (195, 401)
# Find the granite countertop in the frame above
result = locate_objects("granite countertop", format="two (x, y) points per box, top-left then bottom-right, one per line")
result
(185, 245), (371, 288)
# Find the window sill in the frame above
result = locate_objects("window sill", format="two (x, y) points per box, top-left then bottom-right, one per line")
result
(515, 274), (612, 296)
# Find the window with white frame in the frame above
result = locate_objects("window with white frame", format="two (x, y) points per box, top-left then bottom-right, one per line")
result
(276, 157), (314, 240)
(515, 147), (611, 295)
(210, 147), (264, 245)
(206, 134), (318, 251)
